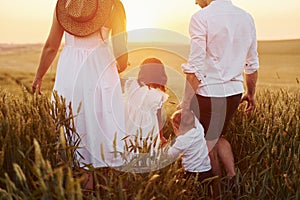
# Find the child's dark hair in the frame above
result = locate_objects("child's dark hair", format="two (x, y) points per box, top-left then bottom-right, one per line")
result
(137, 57), (167, 92)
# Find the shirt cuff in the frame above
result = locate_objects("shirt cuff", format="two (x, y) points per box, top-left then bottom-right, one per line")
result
(181, 63), (205, 82)
(244, 63), (259, 74)
(194, 71), (205, 82)
(181, 63), (196, 74)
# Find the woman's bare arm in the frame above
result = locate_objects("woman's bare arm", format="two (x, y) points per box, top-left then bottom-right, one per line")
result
(32, 10), (64, 93)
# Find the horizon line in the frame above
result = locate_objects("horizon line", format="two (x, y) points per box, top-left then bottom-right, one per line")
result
(1, 38), (300, 46)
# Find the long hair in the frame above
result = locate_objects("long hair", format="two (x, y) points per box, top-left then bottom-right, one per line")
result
(138, 58), (168, 92)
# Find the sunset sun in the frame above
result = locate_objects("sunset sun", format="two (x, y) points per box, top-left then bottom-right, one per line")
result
(124, 2), (158, 31)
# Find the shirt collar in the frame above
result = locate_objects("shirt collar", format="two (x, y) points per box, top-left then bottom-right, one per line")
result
(211, 0), (232, 4)
(213, 0), (232, 2)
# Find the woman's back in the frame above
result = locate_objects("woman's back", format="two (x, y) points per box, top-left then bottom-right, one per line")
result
(64, 27), (110, 49)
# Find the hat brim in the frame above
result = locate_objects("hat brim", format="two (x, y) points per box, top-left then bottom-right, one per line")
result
(56, 0), (113, 37)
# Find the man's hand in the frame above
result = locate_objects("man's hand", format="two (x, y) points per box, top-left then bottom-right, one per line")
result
(180, 73), (200, 110)
(240, 93), (255, 114)
(242, 71), (258, 114)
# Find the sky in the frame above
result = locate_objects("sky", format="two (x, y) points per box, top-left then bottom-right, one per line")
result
(0, 0), (300, 43)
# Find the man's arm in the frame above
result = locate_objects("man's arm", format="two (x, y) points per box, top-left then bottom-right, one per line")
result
(180, 14), (206, 109)
(181, 73), (200, 109)
(241, 16), (259, 114)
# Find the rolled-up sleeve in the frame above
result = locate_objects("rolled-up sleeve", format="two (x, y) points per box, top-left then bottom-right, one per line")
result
(244, 16), (259, 74)
(182, 14), (207, 81)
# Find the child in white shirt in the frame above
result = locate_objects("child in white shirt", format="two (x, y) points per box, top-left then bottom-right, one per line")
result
(123, 58), (168, 156)
(168, 109), (212, 182)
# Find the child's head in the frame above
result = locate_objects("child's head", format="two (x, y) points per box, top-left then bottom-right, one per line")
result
(171, 109), (195, 136)
(138, 57), (167, 92)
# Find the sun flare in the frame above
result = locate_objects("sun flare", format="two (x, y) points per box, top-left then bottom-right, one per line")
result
(123, 1), (158, 31)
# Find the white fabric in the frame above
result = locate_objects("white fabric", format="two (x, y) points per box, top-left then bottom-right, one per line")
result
(168, 117), (211, 172)
(182, 0), (259, 97)
(123, 78), (168, 154)
(53, 29), (126, 168)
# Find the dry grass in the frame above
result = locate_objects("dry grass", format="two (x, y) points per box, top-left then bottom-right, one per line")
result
(0, 41), (299, 199)
(0, 87), (298, 199)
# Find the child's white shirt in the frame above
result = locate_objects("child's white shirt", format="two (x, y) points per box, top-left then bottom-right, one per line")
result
(123, 78), (169, 152)
(168, 117), (211, 172)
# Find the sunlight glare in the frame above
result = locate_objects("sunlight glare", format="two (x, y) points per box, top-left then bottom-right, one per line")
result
(123, 1), (158, 31)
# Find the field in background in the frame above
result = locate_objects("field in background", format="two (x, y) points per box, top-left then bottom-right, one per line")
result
(0, 40), (299, 199)
(0, 39), (300, 97)
(257, 39), (300, 87)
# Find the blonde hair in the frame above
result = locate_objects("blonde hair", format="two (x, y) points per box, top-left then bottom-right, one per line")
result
(171, 109), (195, 130)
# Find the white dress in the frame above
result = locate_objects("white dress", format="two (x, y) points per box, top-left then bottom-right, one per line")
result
(123, 78), (168, 155)
(53, 28), (126, 168)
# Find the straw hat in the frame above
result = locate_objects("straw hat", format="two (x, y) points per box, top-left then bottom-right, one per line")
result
(56, 0), (113, 37)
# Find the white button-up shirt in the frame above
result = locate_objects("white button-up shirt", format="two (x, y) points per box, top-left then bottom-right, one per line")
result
(182, 0), (259, 97)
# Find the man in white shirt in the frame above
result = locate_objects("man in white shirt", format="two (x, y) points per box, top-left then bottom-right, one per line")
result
(181, 0), (259, 179)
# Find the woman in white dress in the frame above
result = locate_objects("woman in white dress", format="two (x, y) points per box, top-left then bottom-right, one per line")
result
(123, 58), (168, 159)
(32, 0), (128, 173)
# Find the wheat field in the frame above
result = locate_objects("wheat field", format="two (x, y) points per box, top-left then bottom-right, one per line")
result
(0, 40), (299, 199)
